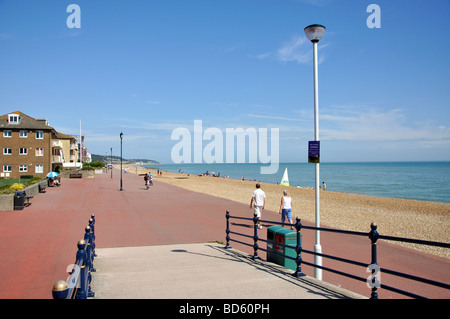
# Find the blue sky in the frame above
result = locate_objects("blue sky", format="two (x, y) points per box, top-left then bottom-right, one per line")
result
(1, 0), (449, 164)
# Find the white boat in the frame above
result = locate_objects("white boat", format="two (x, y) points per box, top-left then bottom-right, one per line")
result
(280, 168), (289, 186)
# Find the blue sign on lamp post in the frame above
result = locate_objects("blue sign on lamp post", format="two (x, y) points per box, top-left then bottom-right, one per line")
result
(308, 141), (320, 163)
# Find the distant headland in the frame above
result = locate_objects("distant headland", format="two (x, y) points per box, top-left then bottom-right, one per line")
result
(91, 154), (160, 165)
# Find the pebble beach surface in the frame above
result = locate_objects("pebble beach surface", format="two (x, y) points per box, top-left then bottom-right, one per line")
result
(131, 166), (449, 259)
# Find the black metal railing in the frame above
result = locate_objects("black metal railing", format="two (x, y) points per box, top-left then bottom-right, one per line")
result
(225, 211), (450, 299)
(52, 214), (96, 299)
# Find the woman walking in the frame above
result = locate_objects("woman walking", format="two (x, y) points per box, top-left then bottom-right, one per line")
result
(279, 190), (293, 229)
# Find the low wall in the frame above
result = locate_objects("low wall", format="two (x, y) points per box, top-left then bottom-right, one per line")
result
(0, 182), (44, 212)
(0, 194), (13, 211)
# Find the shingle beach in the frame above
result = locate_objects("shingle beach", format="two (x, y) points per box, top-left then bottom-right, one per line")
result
(132, 166), (449, 259)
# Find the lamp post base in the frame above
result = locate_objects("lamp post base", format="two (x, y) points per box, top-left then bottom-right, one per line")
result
(314, 243), (322, 280)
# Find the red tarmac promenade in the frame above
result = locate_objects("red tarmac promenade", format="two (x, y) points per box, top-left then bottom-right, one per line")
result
(0, 169), (449, 299)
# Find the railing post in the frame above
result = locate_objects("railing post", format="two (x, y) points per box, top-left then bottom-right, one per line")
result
(87, 272), (95, 298)
(89, 215), (97, 257)
(84, 226), (92, 269)
(252, 213), (259, 260)
(84, 225), (96, 273)
(294, 217), (306, 277)
(369, 222), (380, 299)
(89, 215), (95, 238)
(225, 211), (232, 249)
(84, 223), (96, 298)
(75, 239), (88, 299)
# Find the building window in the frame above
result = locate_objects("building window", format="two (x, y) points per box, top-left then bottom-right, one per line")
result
(3, 165), (12, 172)
(20, 130), (28, 138)
(8, 114), (20, 124)
(35, 148), (44, 156)
(19, 148), (28, 155)
(36, 131), (43, 139)
(3, 130), (12, 138)
(35, 165), (44, 174)
(3, 148), (12, 155)
(19, 165), (27, 172)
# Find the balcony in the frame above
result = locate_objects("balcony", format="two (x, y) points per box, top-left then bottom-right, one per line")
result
(52, 155), (62, 163)
(52, 140), (63, 148)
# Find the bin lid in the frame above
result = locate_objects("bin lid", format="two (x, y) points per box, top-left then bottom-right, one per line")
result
(275, 227), (296, 237)
(267, 225), (284, 232)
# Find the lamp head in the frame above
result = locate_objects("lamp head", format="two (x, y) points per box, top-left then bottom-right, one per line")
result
(120, 132), (123, 139)
(304, 24), (326, 43)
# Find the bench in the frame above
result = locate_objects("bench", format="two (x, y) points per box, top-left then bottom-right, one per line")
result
(39, 182), (47, 193)
(25, 193), (33, 207)
(70, 173), (83, 178)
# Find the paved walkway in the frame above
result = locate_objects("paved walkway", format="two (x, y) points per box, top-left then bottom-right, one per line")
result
(0, 169), (448, 299)
(91, 243), (363, 299)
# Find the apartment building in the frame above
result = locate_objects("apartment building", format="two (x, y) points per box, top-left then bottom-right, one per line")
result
(0, 111), (79, 179)
(55, 131), (79, 168)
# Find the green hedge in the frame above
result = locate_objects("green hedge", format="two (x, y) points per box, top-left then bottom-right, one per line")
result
(83, 161), (105, 169)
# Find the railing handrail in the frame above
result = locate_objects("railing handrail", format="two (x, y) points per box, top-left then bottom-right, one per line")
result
(64, 252), (84, 299)
(260, 218), (450, 248)
(52, 214), (96, 299)
(225, 211), (450, 299)
(289, 223), (450, 248)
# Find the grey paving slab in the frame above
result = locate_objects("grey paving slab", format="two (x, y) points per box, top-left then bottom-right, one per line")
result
(90, 243), (366, 299)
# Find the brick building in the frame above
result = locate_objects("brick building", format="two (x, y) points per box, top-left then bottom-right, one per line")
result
(0, 111), (79, 180)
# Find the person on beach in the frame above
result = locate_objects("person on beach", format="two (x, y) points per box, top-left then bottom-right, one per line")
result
(322, 181), (326, 191)
(250, 183), (266, 229)
(279, 190), (293, 229)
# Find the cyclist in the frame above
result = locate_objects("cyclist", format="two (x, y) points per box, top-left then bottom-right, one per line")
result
(144, 173), (150, 190)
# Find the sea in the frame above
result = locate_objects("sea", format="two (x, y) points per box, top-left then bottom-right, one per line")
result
(142, 162), (450, 204)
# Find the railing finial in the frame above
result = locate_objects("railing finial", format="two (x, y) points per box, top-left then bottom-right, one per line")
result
(52, 280), (69, 299)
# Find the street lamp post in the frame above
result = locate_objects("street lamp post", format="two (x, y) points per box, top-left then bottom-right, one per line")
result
(120, 132), (123, 191)
(110, 147), (113, 178)
(304, 24), (326, 280)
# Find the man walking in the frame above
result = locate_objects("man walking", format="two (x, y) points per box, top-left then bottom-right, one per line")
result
(250, 183), (266, 229)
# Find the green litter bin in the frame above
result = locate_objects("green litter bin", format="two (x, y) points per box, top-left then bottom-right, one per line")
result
(267, 226), (283, 265)
(267, 226), (298, 271)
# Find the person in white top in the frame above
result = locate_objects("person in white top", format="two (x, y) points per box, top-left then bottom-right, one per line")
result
(279, 190), (293, 229)
(250, 183), (266, 229)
